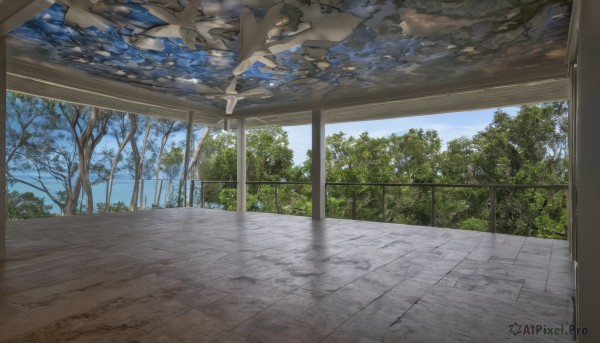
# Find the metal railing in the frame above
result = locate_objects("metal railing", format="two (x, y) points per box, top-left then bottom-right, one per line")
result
(247, 181), (310, 214)
(327, 182), (567, 232)
(189, 180), (567, 234)
(94, 179), (568, 232)
(189, 180), (237, 209)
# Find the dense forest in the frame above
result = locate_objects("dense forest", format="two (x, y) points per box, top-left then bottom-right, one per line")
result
(198, 103), (568, 239)
(6, 92), (568, 239)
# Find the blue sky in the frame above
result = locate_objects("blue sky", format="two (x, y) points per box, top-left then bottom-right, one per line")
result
(284, 107), (520, 166)
(99, 106), (520, 167)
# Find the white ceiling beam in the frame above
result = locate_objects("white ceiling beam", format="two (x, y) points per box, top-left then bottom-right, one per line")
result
(7, 38), (223, 124)
(238, 77), (568, 128)
(0, 0), (54, 36)
(7, 52), (220, 116)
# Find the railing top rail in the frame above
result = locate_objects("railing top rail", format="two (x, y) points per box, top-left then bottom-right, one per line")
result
(191, 180), (567, 189)
(246, 181), (310, 185)
(197, 180), (237, 184)
(190, 179), (569, 189)
(325, 182), (568, 189)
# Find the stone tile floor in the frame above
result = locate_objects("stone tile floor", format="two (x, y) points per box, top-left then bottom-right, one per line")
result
(0, 208), (575, 342)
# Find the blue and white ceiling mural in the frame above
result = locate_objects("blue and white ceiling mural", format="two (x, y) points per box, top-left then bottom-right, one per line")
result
(9, 0), (572, 114)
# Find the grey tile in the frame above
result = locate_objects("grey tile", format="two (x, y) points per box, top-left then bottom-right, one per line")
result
(135, 309), (227, 343)
(0, 209), (575, 342)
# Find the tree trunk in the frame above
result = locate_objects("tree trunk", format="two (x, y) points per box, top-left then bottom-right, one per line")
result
(165, 180), (172, 208)
(130, 137), (140, 210)
(65, 174), (83, 215)
(82, 159), (94, 213)
(107, 115), (137, 207)
(63, 106), (111, 214)
(79, 109), (99, 214)
(130, 119), (151, 210)
(180, 128), (210, 184)
(140, 179), (145, 209)
(157, 179), (164, 208)
(177, 127), (210, 205)
(153, 137), (169, 207)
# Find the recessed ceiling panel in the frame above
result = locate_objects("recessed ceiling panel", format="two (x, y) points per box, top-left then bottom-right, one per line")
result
(8, 0), (572, 114)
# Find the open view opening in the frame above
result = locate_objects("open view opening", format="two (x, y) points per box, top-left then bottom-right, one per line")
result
(1, 0), (598, 342)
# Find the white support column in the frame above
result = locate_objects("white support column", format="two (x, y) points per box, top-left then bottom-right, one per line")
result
(236, 118), (246, 212)
(576, 0), (600, 340)
(312, 109), (325, 220)
(0, 37), (6, 259)
(181, 110), (193, 207)
(567, 63), (577, 260)
(0, 0), (53, 259)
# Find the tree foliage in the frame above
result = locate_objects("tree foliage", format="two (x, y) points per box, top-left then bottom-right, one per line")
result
(7, 93), (112, 214)
(6, 92), (205, 216)
(198, 103), (568, 239)
(5, 91), (568, 239)
(6, 191), (53, 220)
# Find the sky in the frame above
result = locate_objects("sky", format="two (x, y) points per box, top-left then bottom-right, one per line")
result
(97, 106), (521, 168)
(284, 107), (520, 166)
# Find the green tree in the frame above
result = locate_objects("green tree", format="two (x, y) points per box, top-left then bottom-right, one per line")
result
(438, 103), (568, 237)
(6, 191), (53, 220)
(198, 127), (302, 212)
(152, 119), (185, 207)
(389, 129), (441, 183)
(161, 145), (184, 207)
(247, 127), (294, 181)
(7, 93), (112, 215)
(195, 103), (568, 238)
(325, 132), (393, 220)
(96, 201), (130, 213)
(198, 130), (237, 181)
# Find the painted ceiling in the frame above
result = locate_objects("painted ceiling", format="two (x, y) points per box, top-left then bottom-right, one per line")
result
(9, 0), (572, 114)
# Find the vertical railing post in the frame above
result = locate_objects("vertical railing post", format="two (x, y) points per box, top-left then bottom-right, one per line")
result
(105, 177), (110, 213)
(324, 183), (328, 216)
(431, 185), (436, 227)
(275, 184), (279, 214)
(490, 186), (497, 233)
(351, 191), (356, 220)
(189, 180), (195, 207)
(381, 185), (386, 222)
(201, 181), (205, 208)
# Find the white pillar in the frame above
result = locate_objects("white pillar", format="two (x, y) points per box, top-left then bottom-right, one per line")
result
(236, 118), (246, 212)
(576, 0), (600, 340)
(181, 110), (193, 207)
(567, 63), (577, 260)
(0, 36), (6, 259)
(312, 109), (325, 220)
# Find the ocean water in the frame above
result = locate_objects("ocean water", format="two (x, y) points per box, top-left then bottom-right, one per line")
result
(9, 178), (186, 214)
